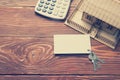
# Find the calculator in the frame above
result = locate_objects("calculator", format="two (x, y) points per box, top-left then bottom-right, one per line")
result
(35, 0), (72, 20)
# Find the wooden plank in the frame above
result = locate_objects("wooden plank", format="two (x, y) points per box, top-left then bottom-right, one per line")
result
(0, 7), (79, 37)
(0, 0), (79, 7)
(0, 37), (119, 75)
(0, 75), (120, 80)
(0, 0), (120, 76)
(0, 0), (81, 36)
(0, 0), (38, 7)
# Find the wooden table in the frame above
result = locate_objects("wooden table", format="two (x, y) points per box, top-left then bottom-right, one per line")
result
(0, 0), (120, 80)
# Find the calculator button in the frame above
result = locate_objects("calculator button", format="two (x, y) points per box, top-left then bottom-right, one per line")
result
(46, 2), (50, 5)
(51, 3), (55, 6)
(64, 0), (69, 2)
(52, 0), (56, 3)
(57, 1), (62, 4)
(60, 10), (65, 13)
(42, 9), (47, 12)
(53, 10), (59, 16)
(49, 6), (54, 10)
(40, 0), (44, 3)
(62, 7), (66, 9)
(37, 7), (42, 11)
(63, 3), (67, 6)
(59, 14), (64, 17)
(56, 5), (60, 8)
(48, 10), (52, 14)
(38, 3), (43, 7)
(44, 5), (48, 9)
(53, 13), (57, 16)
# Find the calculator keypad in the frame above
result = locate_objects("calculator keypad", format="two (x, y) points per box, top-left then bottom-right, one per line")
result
(35, 0), (71, 20)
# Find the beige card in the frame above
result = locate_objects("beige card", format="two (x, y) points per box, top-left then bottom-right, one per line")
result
(54, 34), (91, 54)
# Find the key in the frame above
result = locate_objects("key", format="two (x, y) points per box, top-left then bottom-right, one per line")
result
(96, 57), (104, 63)
(91, 51), (105, 63)
(92, 59), (97, 71)
(88, 51), (104, 71)
(88, 52), (98, 71)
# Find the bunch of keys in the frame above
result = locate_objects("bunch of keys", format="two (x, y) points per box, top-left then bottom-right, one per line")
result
(88, 51), (104, 71)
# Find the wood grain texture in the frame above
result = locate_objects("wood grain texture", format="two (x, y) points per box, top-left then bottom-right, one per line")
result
(0, 37), (119, 75)
(0, 0), (78, 7)
(0, 0), (79, 37)
(0, 0), (38, 7)
(0, 0), (120, 79)
(0, 75), (120, 80)
(0, 7), (79, 37)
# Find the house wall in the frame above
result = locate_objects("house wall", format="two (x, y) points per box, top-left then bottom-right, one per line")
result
(81, 12), (120, 48)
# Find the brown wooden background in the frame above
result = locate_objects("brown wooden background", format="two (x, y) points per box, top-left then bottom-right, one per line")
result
(0, 0), (120, 80)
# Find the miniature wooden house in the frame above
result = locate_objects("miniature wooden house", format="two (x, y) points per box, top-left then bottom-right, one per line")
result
(65, 0), (120, 49)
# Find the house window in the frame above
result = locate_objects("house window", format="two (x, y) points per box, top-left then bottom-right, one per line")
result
(107, 25), (113, 30)
(93, 19), (102, 28)
(95, 19), (102, 25)
(101, 23), (118, 35)
(86, 15), (92, 21)
(82, 12), (95, 24)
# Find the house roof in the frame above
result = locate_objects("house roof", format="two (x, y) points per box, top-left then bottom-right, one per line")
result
(79, 0), (120, 29)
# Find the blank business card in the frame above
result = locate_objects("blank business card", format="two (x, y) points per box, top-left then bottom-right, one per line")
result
(54, 34), (91, 54)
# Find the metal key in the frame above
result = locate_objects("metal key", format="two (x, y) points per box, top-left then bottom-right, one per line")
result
(88, 51), (104, 71)
(88, 52), (98, 71)
(92, 51), (105, 63)
(96, 57), (104, 63)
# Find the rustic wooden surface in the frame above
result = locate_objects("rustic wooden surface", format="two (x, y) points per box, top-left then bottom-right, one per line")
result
(0, 0), (120, 79)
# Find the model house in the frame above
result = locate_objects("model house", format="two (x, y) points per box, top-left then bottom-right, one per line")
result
(65, 0), (120, 49)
